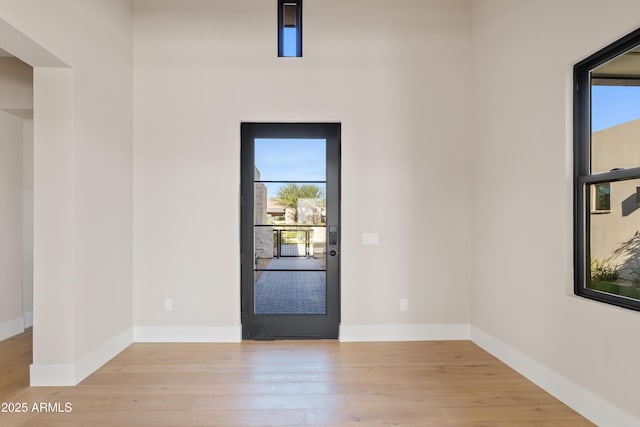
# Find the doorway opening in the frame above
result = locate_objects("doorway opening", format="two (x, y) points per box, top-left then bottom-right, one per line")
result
(0, 47), (33, 392)
(241, 123), (341, 339)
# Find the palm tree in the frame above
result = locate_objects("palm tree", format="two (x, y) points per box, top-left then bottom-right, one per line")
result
(275, 184), (324, 223)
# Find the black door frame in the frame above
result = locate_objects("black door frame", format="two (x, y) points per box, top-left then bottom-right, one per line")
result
(240, 122), (341, 339)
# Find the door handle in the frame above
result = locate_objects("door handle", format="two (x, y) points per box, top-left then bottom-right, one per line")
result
(329, 250), (337, 256)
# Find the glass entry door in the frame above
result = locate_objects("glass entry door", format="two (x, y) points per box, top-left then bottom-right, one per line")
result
(241, 123), (340, 339)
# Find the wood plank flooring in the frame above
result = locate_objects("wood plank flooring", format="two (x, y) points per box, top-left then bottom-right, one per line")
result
(0, 329), (594, 426)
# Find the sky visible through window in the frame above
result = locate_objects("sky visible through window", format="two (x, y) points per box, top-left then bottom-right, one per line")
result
(592, 85), (640, 132)
(255, 139), (326, 197)
(283, 28), (297, 57)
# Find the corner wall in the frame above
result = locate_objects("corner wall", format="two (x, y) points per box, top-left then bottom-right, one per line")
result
(0, 110), (23, 340)
(0, 55), (32, 339)
(22, 116), (33, 325)
(470, 0), (640, 423)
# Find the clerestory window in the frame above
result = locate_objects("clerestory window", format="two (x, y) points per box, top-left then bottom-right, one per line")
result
(278, 0), (302, 57)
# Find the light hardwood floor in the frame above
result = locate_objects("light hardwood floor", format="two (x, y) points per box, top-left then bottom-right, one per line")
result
(0, 329), (594, 426)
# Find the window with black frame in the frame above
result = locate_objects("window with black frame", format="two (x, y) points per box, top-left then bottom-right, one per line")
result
(574, 27), (640, 311)
(278, 0), (302, 57)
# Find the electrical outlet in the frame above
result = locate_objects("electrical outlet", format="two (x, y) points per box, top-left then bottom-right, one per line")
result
(164, 298), (173, 311)
(400, 298), (408, 311)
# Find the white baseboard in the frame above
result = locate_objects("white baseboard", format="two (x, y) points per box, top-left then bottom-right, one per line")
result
(74, 328), (133, 384)
(30, 328), (133, 386)
(0, 316), (25, 341)
(133, 326), (242, 342)
(30, 326), (240, 386)
(470, 326), (640, 427)
(23, 311), (33, 328)
(29, 363), (75, 386)
(339, 323), (470, 342)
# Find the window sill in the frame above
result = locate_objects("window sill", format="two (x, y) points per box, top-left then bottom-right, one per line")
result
(591, 210), (611, 214)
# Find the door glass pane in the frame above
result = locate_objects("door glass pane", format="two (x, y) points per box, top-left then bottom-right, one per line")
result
(254, 183), (326, 225)
(588, 178), (640, 302)
(254, 271), (326, 315)
(254, 139), (326, 181)
(253, 137), (328, 316)
(254, 227), (326, 270)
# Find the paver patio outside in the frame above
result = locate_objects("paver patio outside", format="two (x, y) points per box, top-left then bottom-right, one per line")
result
(254, 257), (326, 314)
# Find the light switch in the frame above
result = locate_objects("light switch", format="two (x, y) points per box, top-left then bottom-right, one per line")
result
(362, 233), (379, 245)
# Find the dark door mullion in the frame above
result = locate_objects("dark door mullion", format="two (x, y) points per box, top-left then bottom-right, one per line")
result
(254, 269), (327, 272)
(254, 225), (326, 227)
(255, 180), (327, 184)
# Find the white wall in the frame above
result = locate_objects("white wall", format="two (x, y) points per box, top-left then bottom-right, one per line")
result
(22, 117), (32, 322)
(0, 110), (23, 340)
(0, 55), (31, 339)
(471, 0), (640, 422)
(132, 0), (472, 335)
(0, 56), (31, 112)
(0, 0), (133, 384)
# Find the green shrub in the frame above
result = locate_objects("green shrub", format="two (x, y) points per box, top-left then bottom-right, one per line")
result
(590, 258), (619, 282)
